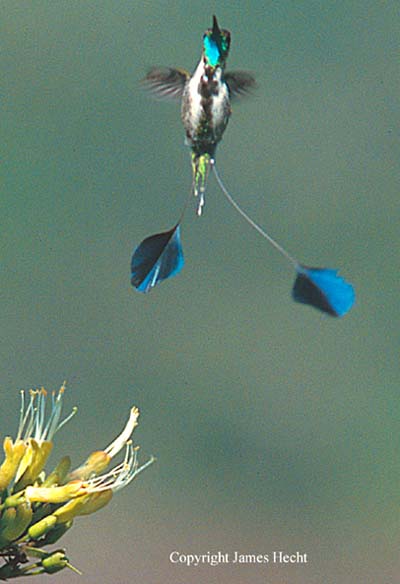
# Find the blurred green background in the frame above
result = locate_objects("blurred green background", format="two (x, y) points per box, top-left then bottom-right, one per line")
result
(2, 2), (399, 582)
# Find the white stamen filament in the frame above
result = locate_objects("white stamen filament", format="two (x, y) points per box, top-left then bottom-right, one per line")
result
(84, 442), (155, 493)
(15, 385), (76, 444)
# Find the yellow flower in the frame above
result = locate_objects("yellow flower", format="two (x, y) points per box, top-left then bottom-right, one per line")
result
(0, 384), (78, 491)
(0, 384), (154, 579)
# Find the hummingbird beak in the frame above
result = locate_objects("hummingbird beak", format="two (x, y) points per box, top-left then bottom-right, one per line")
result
(210, 15), (226, 55)
(212, 15), (221, 38)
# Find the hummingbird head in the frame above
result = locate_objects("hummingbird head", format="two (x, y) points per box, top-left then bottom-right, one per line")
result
(202, 15), (231, 68)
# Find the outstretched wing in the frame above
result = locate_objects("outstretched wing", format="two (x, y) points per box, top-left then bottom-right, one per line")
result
(225, 71), (256, 99)
(141, 67), (189, 100)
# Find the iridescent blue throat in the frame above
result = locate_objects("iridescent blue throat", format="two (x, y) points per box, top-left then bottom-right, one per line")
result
(203, 36), (220, 67)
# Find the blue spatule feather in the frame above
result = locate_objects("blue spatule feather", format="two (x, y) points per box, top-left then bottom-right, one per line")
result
(292, 266), (355, 317)
(131, 224), (184, 293)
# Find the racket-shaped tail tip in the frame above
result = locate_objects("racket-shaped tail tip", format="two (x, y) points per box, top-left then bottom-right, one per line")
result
(131, 224), (184, 293)
(292, 265), (355, 317)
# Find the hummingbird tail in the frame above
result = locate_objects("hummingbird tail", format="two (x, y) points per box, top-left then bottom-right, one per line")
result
(211, 162), (298, 266)
(191, 153), (213, 216)
(211, 162), (355, 317)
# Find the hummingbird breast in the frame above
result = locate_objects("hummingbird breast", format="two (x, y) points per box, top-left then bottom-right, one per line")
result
(181, 59), (231, 158)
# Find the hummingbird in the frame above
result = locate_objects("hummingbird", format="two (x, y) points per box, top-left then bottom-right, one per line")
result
(130, 16), (355, 318)
(142, 15), (256, 215)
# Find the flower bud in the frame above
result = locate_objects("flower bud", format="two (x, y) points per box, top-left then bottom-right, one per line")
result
(68, 450), (111, 480)
(41, 551), (69, 574)
(0, 501), (32, 546)
(28, 514), (57, 540)
(42, 456), (71, 487)
(39, 520), (73, 545)
(53, 490), (113, 523)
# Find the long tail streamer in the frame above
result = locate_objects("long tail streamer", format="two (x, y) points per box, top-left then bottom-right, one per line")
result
(130, 162), (355, 317)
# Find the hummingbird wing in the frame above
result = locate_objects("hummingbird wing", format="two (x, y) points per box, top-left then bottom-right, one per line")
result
(225, 71), (256, 99)
(142, 67), (189, 100)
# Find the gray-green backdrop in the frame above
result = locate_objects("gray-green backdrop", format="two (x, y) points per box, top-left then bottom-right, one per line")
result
(2, 2), (399, 583)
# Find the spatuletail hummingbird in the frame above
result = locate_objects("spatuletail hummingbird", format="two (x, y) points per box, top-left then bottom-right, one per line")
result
(143, 15), (254, 215)
(130, 16), (355, 318)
